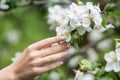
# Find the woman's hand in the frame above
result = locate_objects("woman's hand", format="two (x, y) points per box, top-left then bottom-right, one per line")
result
(0, 36), (68, 80)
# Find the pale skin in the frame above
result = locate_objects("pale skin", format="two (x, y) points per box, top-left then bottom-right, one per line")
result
(0, 36), (68, 80)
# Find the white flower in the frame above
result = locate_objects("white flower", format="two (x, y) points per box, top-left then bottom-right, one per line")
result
(11, 52), (22, 62)
(77, 27), (86, 35)
(67, 3), (91, 32)
(56, 26), (71, 42)
(48, 5), (68, 30)
(48, 2), (105, 42)
(74, 70), (94, 80)
(86, 2), (102, 28)
(88, 30), (104, 42)
(74, 70), (84, 80)
(0, 0), (9, 10)
(68, 55), (81, 68)
(82, 73), (95, 80)
(99, 24), (114, 32)
(86, 48), (98, 62)
(3, 29), (21, 45)
(49, 72), (61, 80)
(104, 48), (120, 72)
(97, 39), (112, 51)
(105, 24), (114, 29)
(67, 47), (77, 55)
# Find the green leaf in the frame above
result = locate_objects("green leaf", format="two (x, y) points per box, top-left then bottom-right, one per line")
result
(95, 67), (106, 79)
(80, 59), (92, 71)
(7, 0), (17, 8)
(104, 3), (116, 11)
(73, 39), (80, 50)
(92, 62), (101, 70)
(102, 16), (108, 27)
(40, 72), (49, 80)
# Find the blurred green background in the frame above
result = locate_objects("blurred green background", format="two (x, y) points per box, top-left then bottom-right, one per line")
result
(0, 6), (56, 69)
(0, 0), (120, 80)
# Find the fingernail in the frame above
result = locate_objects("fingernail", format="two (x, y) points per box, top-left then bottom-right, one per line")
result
(64, 52), (68, 55)
(59, 36), (66, 40)
(59, 61), (64, 65)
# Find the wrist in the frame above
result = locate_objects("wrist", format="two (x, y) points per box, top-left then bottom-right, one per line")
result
(0, 65), (19, 80)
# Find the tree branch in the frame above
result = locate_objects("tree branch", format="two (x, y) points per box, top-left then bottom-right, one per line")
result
(63, 31), (114, 63)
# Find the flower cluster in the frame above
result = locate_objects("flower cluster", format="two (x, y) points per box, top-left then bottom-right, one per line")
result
(74, 70), (94, 80)
(0, 0), (9, 10)
(104, 48), (120, 72)
(48, 2), (104, 42)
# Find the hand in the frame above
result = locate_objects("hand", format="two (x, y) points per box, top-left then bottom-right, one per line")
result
(0, 36), (68, 80)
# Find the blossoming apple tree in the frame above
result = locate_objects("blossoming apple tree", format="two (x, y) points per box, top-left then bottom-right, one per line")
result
(1, 0), (120, 80)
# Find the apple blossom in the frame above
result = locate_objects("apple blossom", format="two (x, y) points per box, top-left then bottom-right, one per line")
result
(104, 48), (120, 72)
(48, 5), (68, 30)
(74, 70), (94, 80)
(0, 0), (9, 10)
(48, 2), (104, 43)
(49, 72), (61, 80)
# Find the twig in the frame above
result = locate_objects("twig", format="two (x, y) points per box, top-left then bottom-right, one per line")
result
(63, 31), (114, 63)
(0, 0), (72, 11)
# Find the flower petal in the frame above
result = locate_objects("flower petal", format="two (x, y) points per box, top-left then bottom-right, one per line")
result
(77, 27), (86, 35)
(82, 73), (95, 80)
(91, 9), (102, 26)
(70, 19), (76, 29)
(105, 62), (114, 72)
(66, 34), (71, 42)
(82, 18), (90, 28)
(116, 48), (120, 61)
(104, 51), (116, 62)
(74, 70), (83, 80)
(113, 62), (120, 72)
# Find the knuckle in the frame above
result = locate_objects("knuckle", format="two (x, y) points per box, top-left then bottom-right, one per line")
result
(56, 64), (59, 68)
(45, 48), (54, 55)
(57, 52), (67, 59)
(49, 47), (55, 52)
(29, 62), (35, 67)
(61, 52), (67, 57)
(48, 65), (54, 70)
(49, 56), (56, 61)
(27, 51), (36, 61)
(23, 47), (34, 58)
(32, 68), (40, 75)
(44, 57), (53, 63)
(53, 64), (58, 69)
(60, 44), (67, 50)
(25, 46), (33, 52)
(63, 44), (68, 48)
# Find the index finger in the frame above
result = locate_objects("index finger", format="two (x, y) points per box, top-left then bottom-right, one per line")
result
(28, 36), (65, 50)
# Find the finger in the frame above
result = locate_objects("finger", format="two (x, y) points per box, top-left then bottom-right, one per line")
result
(33, 61), (63, 74)
(35, 52), (67, 66)
(41, 61), (63, 73)
(35, 44), (68, 58)
(28, 36), (65, 50)
(41, 45), (51, 50)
